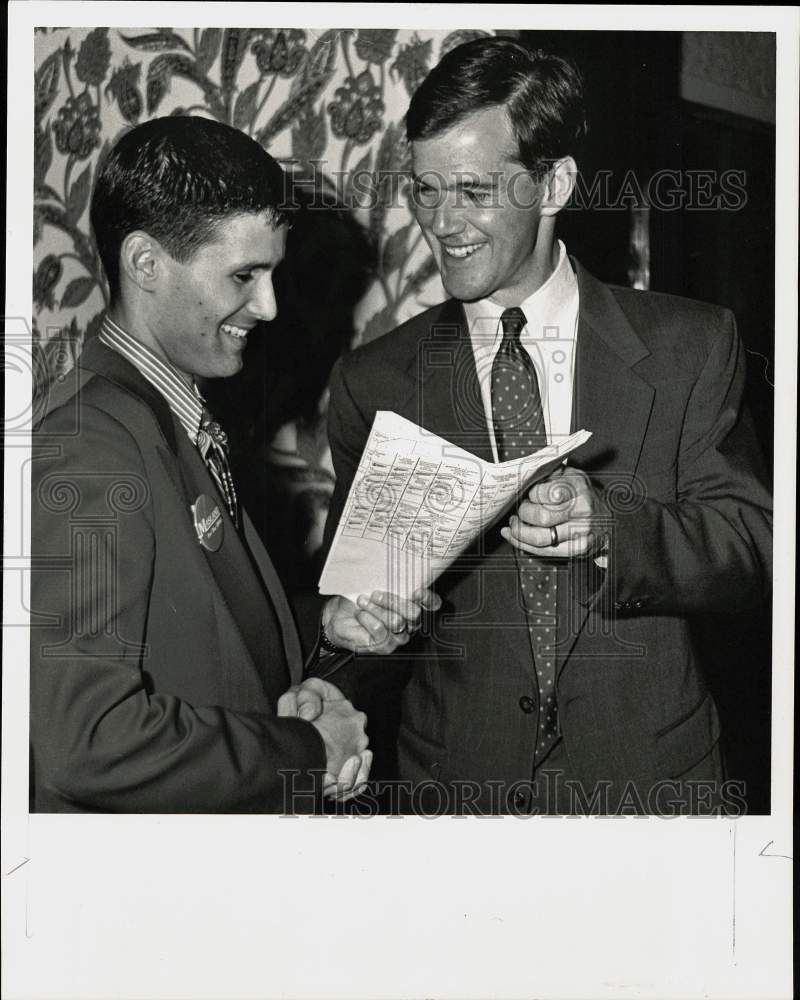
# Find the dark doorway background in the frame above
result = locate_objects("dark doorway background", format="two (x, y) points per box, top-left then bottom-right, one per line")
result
(522, 29), (775, 813)
(521, 29), (775, 462)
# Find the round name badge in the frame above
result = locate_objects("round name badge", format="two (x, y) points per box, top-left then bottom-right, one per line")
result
(191, 493), (224, 552)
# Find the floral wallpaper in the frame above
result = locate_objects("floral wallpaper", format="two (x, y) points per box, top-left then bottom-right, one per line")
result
(32, 25), (494, 389)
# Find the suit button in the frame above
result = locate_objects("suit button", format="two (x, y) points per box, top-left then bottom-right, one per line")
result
(511, 787), (531, 811)
(633, 599), (643, 610)
(519, 695), (535, 714)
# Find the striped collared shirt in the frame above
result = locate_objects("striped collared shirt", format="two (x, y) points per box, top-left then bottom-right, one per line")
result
(99, 315), (204, 445)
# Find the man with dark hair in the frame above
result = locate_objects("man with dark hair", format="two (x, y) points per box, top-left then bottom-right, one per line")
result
(404, 38), (587, 183)
(89, 115), (295, 300)
(323, 38), (772, 814)
(30, 116), (378, 812)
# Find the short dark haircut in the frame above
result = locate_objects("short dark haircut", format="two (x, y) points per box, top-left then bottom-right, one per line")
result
(405, 37), (587, 178)
(90, 115), (294, 300)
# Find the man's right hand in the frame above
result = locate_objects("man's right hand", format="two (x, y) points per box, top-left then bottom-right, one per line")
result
(279, 679), (371, 798)
(287, 679), (369, 798)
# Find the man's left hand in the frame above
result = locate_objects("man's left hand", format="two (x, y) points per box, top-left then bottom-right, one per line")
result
(323, 587), (442, 654)
(501, 467), (608, 559)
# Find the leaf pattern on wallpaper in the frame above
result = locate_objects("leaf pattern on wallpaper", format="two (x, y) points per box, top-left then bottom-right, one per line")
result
(253, 30), (308, 78)
(291, 102), (328, 165)
(382, 221), (416, 275)
(146, 54), (226, 119)
(344, 148), (374, 209)
(34, 121), (54, 188)
(32, 26), (460, 396)
(233, 79), (261, 131)
(195, 28), (222, 76)
(119, 30), (192, 53)
(369, 121), (410, 238)
(220, 28), (253, 115)
(34, 50), (61, 120)
(390, 34), (433, 96)
(354, 29), (398, 66)
(33, 255), (62, 311)
(257, 28), (339, 145)
(60, 275), (98, 309)
(105, 60), (143, 123)
(66, 164), (91, 225)
(75, 27), (112, 86)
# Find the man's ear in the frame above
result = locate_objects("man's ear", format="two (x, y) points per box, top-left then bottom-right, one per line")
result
(119, 232), (163, 292)
(540, 156), (578, 218)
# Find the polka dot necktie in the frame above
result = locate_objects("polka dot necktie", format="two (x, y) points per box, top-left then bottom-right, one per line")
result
(491, 306), (560, 764)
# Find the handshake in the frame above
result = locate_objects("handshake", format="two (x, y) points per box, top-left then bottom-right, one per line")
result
(278, 677), (371, 800)
(277, 586), (443, 800)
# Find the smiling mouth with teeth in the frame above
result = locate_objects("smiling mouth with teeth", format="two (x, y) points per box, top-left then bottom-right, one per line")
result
(442, 243), (483, 259)
(220, 323), (249, 340)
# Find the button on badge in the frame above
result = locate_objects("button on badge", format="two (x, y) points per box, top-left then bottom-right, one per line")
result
(192, 493), (224, 551)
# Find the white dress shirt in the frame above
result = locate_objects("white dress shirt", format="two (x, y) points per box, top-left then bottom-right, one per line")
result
(464, 240), (579, 462)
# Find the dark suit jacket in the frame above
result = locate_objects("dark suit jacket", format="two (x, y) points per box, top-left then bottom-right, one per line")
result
(30, 337), (326, 813)
(324, 262), (772, 811)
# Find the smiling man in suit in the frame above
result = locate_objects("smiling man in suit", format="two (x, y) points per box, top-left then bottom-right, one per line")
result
(322, 38), (773, 815)
(29, 116), (379, 813)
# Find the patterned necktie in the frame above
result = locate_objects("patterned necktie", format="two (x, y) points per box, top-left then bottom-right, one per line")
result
(197, 408), (240, 530)
(491, 306), (560, 765)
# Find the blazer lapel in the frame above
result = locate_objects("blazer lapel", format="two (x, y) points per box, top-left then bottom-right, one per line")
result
(556, 262), (656, 675)
(401, 299), (495, 462)
(242, 512), (304, 684)
(173, 426), (293, 701)
(81, 336), (293, 698)
(569, 262), (654, 474)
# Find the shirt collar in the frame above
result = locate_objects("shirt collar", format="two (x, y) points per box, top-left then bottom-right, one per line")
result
(98, 315), (204, 444)
(464, 240), (578, 346)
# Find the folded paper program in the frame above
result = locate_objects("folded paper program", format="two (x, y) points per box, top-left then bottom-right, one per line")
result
(319, 411), (591, 601)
